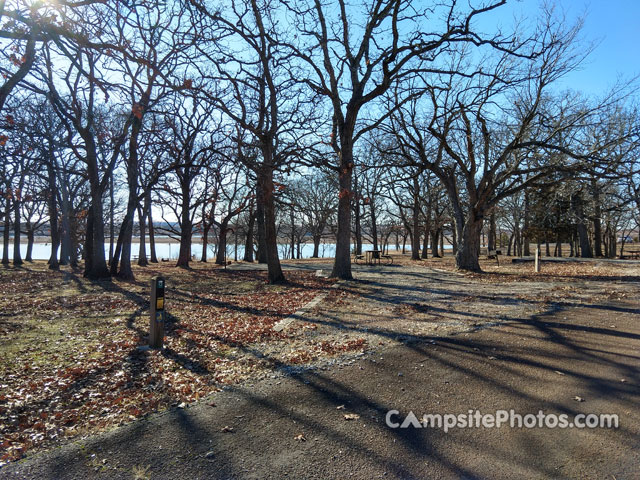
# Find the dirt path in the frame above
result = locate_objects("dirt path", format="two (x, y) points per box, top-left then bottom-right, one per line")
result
(1, 263), (639, 479)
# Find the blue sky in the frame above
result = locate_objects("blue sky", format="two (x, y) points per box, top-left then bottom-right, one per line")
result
(478, 0), (640, 96)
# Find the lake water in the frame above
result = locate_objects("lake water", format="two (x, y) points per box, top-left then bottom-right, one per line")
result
(7, 242), (345, 261)
(7, 240), (451, 261)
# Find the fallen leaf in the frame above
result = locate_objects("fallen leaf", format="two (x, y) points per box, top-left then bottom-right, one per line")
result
(573, 396), (584, 402)
(294, 434), (306, 441)
(344, 413), (360, 421)
(221, 426), (234, 433)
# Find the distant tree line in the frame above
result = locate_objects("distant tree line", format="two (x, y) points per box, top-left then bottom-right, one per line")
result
(1, 0), (638, 280)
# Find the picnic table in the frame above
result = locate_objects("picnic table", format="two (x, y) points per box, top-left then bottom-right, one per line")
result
(353, 250), (393, 265)
(366, 250), (381, 265)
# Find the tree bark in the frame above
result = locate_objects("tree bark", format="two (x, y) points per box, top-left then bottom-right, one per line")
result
(2, 197), (10, 265)
(331, 160), (353, 280)
(488, 211), (496, 252)
(25, 228), (34, 262)
(455, 214), (483, 272)
(215, 223), (229, 265)
(147, 192), (158, 263)
(137, 205), (148, 266)
(352, 170), (362, 256)
(411, 178), (421, 260)
(109, 172), (115, 265)
(45, 159), (60, 270)
(523, 190), (531, 256)
(243, 209), (255, 262)
(255, 182), (267, 264)
(370, 199), (378, 251)
(574, 195), (593, 258)
(59, 176), (72, 265)
(110, 203), (135, 278)
(312, 234), (321, 258)
(431, 230), (441, 258)
(83, 140), (110, 279)
(259, 162), (285, 283)
(12, 190), (22, 265)
(289, 208), (295, 260)
(201, 223), (211, 262)
(176, 181), (193, 268)
(592, 179), (603, 257)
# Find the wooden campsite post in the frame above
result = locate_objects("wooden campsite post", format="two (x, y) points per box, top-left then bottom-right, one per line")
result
(534, 247), (541, 273)
(149, 276), (166, 348)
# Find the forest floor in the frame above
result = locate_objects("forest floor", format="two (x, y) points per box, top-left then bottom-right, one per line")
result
(0, 255), (639, 478)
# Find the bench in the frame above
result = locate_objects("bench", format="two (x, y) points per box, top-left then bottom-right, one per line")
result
(621, 250), (640, 260)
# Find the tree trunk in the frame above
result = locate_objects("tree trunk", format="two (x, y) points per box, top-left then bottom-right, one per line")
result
(176, 184), (192, 268)
(201, 223), (211, 262)
(421, 219), (430, 259)
(109, 172), (115, 265)
(2, 197), (10, 265)
(138, 205), (148, 266)
(575, 200), (592, 258)
(255, 182), (268, 264)
(312, 234), (321, 258)
(59, 176), (72, 265)
(545, 234), (550, 257)
(488, 211), (496, 252)
(523, 191), (530, 256)
(84, 195), (110, 278)
(243, 209), (255, 262)
(147, 192), (158, 263)
(110, 203), (135, 278)
(260, 162), (285, 283)
(431, 230), (441, 258)
(83, 135), (110, 279)
(592, 180), (603, 257)
(370, 200), (378, 251)
(353, 173), (362, 256)
(234, 228), (239, 261)
(12, 191), (22, 265)
(25, 229), (34, 261)
(216, 231), (227, 265)
(331, 160), (353, 280)
(289, 208), (295, 260)
(215, 221), (229, 265)
(455, 213), (483, 272)
(46, 159), (60, 270)
(451, 220), (458, 255)
(411, 178), (421, 260)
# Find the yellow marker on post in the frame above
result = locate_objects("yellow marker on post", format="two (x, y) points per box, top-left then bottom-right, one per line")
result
(149, 277), (166, 349)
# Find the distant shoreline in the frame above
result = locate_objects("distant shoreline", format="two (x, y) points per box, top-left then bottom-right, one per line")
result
(12, 236), (431, 246)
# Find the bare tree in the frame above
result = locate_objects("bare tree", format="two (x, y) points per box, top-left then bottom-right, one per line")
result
(190, 0), (319, 282)
(285, 0), (524, 278)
